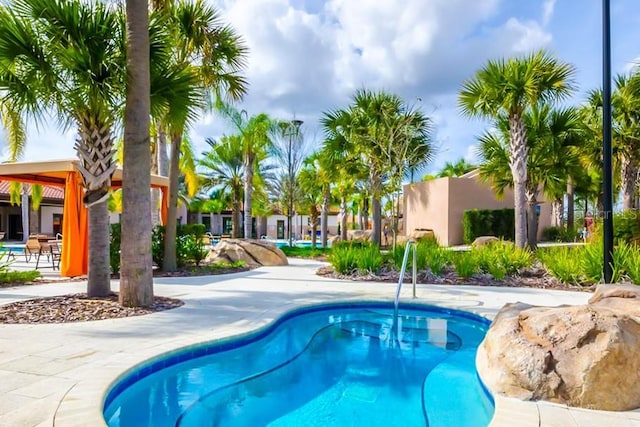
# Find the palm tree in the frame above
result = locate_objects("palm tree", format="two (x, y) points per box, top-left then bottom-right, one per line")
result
(298, 157), (324, 248)
(476, 105), (583, 248)
(437, 158), (476, 177)
(120, 0), (153, 306)
(459, 50), (576, 248)
(0, 0), (126, 297)
(158, 1), (247, 271)
(219, 106), (275, 239)
(199, 136), (244, 237)
(611, 73), (640, 210)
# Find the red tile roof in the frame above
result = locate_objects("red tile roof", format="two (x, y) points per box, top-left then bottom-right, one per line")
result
(0, 181), (64, 200)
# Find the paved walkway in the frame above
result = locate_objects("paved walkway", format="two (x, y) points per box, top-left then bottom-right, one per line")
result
(0, 259), (637, 426)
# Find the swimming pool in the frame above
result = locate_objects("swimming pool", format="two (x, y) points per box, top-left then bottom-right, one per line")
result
(103, 302), (493, 426)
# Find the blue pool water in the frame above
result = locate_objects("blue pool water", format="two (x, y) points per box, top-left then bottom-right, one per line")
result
(103, 303), (493, 427)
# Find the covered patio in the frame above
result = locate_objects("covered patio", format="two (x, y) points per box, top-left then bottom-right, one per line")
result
(0, 159), (169, 277)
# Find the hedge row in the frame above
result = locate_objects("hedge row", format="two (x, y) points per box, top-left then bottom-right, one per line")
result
(462, 208), (514, 243)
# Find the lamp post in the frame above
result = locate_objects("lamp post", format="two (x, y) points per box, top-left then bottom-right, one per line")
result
(286, 119), (303, 247)
(602, 0), (614, 283)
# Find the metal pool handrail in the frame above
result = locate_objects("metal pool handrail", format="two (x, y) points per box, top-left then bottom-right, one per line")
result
(393, 239), (417, 334)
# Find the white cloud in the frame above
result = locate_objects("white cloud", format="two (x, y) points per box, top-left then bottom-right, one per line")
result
(542, 0), (556, 26)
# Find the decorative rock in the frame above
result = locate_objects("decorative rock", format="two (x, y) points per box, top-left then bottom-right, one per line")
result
(347, 230), (372, 242)
(409, 229), (436, 242)
(477, 284), (640, 411)
(206, 239), (288, 267)
(471, 236), (499, 247)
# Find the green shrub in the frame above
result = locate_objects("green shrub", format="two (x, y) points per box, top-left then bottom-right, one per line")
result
(355, 244), (384, 274)
(623, 244), (640, 285)
(0, 270), (40, 284)
(472, 241), (532, 279)
(328, 245), (359, 274)
(183, 234), (208, 267)
(152, 225), (199, 269)
(451, 251), (479, 279)
(389, 243), (407, 270)
(581, 241), (603, 284)
(280, 246), (332, 258)
(611, 241), (631, 284)
(0, 245), (14, 273)
(542, 226), (579, 242)
(109, 223), (121, 274)
(613, 211), (640, 244)
(538, 246), (583, 284)
(420, 242), (449, 275)
(462, 208), (514, 243)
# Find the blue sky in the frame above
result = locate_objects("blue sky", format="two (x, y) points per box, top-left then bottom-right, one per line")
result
(3, 0), (639, 176)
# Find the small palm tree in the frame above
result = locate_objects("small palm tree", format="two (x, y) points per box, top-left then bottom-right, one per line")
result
(0, 0), (126, 296)
(199, 136), (244, 237)
(459, 50), (576, 248)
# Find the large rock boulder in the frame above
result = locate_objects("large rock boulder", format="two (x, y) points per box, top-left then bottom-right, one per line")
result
(477, 284), (640, 411)
(347, 229), (372, 242)
(206, 239), (288, 267)
(409, 228), (435, 242)
(471, 235), (499, 247)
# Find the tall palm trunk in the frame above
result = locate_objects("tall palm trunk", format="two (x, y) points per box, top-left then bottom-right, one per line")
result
(370, 171), (382, 245)
(551, 198), (563, 228)
(232, 200), (241, 237)
(75, 116), (117, 297)
(525, 185), (538, 250)
(340, 196), (348, 241)
(311, 206), (319, 248)
(320, 185), (329, 247)
(88, 201), (111, 296)
(566, 177), (575, 230)
(163, 132), (181, 272)
(120, 0), (153, 306)
(243, 155), (254, 238)
(508, 114), (528, 249)
(621, 153), (637, 211)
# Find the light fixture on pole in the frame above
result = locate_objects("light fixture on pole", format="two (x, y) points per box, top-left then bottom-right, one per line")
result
(602, 0), (614, 283)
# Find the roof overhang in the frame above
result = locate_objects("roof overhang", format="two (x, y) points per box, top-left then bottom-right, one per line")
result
(0, 159), (169, 188)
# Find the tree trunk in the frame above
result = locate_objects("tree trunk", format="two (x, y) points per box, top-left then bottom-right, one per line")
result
(508, 114), (529, 249)
(29, 198), (39, 235)
(621, 153), (637, 211)
(372, 196), (381, 246)
(311, 209), (319, 248)
(320, 185), (329, 248)
(243, 156), (254, 239)
(525, 186), (538, 250)
(566, 177), (575, 230)
(162, 132), (182, 272)
(120, 0), (153, 306)
(232, 201), (241, 237)
(363, 197), (369, 230)
(340, 196), (348, 241)
(150, 133), (160, 227)
(87, 201), (111, 297)
(551, 198), (563, 228)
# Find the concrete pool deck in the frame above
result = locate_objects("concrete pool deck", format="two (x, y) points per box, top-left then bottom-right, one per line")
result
(0, 258), (638, 426)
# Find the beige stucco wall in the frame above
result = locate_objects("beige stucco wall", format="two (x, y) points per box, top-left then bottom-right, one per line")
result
(404, 174), (553, 246)
(403, 179), (450, 245)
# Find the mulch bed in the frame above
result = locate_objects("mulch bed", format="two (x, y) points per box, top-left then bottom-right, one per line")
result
(316, 265), (592, 292)
(0, 293), (184, 324)
(0, 264), (253, 324)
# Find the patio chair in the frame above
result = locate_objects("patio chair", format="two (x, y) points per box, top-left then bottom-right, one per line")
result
(24, 238), (41, 263)
(33, 241), (61, 270)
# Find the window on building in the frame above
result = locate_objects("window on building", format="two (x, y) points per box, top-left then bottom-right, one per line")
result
(222, 217), (232, 235)
(53, 213), (63, 237)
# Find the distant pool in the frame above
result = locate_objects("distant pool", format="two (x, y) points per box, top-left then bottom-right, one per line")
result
(272, 239), (330, 248)
(103, 302), (493, 426)
(0, 246), (23, 253)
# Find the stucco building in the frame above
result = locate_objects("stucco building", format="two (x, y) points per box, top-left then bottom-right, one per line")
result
(403, 170), (551, 246)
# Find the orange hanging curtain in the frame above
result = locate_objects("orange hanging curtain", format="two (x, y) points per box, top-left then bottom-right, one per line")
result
(61, 172), (88, 277)
(160, 186), (168, 225)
